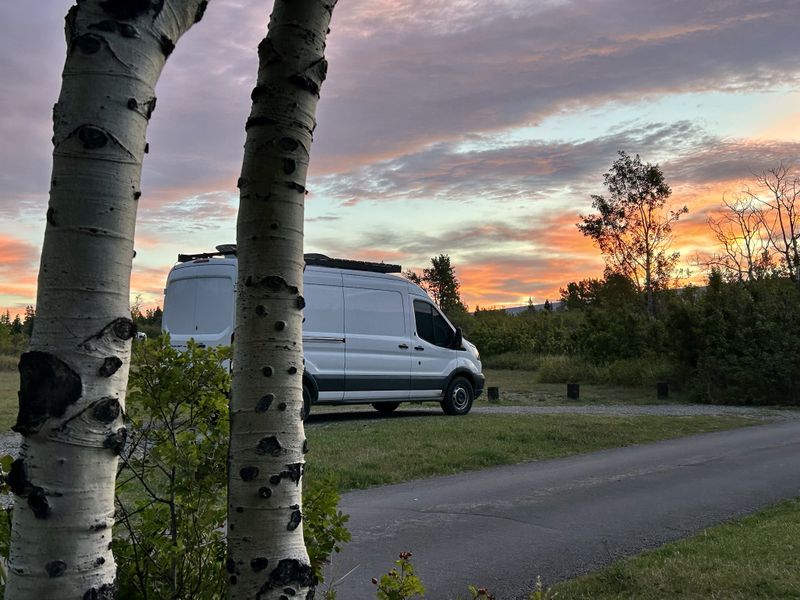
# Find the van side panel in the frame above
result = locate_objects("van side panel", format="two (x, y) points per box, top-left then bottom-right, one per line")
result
(303, 272), (345, 401)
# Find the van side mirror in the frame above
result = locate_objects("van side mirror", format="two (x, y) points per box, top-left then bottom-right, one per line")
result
(450, 327), (463, 350)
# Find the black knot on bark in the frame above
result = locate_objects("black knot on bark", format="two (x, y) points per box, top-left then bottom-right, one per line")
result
(288, 366), (298, 375)
(275, 321), (286, 331)
(256, 436), (283, 457)
(257, 37), (281, 64)
(255, 305), (267, 316)
(14, 351), (82, 435)
(92, 397), (121, 423)
(46, 560), (67, 578)
(262, 366), (273, 377)
(283, 158), (296, 175)
(194, 0), (208, 22)
(104, 428), (127, 455)
(99, 357), (123, 378)
(287, 509), (302, 531)
(279, 137), (300, 152)
(72, 34), (103, 55)
(296, 296), (306, 310)
(226, 557), (237, 574)
(278, 402), (287, 411)
(256, 394), (274, 413)
(8, 459), (33, 497)
(285, 182), (306, 194)
(28, 487), (51, 519)
(159, 34), (175, 57)
(258, 486), (272, 498)
(302, 439), (309, 454)
(77, 126), (109, 150)
(240, 466), (259, 481)
(111, 317), (136, 340)
(251, 557), (269, 572)
(263, 559), (315, 593)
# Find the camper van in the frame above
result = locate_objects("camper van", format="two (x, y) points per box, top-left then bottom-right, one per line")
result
(162, 246), (484, 417)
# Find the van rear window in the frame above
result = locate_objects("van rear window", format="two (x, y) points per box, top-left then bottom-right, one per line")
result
(164, 277), (233, 335)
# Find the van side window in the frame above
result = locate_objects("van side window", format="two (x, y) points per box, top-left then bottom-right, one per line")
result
(414, 300), (452, 347)
(345, 288), (406, 336)
(305, 283), (344, 334)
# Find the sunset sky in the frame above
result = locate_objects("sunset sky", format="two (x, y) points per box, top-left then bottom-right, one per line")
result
(2, 0), (800, 315)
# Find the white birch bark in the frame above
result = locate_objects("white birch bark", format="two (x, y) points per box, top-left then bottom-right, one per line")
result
(6, 2), (208, 598)
(227, 1), (336, 598)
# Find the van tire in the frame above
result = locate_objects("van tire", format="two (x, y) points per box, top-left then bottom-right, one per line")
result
(441, 376), (474, 415)
(372, 402), (400, 414)
(302, 383), (311, 420)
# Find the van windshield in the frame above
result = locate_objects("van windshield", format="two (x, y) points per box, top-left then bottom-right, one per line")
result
(164, 277), (233, 335)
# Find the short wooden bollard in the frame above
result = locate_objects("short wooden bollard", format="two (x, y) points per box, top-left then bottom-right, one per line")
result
(487, 386), (500, 403)
(657, 382), (669, 399)
(567, 383), (580, 400)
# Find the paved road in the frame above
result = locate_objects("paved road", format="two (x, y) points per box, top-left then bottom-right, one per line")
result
(325, 419), (800, 599)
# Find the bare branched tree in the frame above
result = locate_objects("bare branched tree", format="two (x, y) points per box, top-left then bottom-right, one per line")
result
(747, 164), (800, 284)
(702, 194), (773, 281)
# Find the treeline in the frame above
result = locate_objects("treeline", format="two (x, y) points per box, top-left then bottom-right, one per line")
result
(454, 272), (800, 406)
(0, 308), (34, 370)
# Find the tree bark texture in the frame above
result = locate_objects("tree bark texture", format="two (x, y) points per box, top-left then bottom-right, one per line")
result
(227, 1), (335, 598)
(6, 2), (208, 598)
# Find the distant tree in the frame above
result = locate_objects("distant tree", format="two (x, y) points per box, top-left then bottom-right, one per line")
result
(578, 151), (687, 316)
(423, 255), (469, 315)
(543, 299), (553, 312)
(21, 305), (35, 338)
(702, 194), (773, 282)
(559, 278), (603, 310)
(10, 314), (23, 336)
(747, 164), (800, 284)
(526, 297), (536, 313)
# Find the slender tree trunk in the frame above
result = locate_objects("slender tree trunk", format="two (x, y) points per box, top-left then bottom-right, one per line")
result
(227, 1), (335, 598)
(5, 2), (207, 598)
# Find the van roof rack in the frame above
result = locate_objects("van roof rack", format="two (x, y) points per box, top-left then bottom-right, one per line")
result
(177, 246), (401, 274)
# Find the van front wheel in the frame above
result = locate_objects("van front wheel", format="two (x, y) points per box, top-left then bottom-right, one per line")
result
(442, 377), (474, 415)
(372, 402), (400, 414)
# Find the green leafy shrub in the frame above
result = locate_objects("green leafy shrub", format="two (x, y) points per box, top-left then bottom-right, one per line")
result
(115, 337), (231, 599)
(116, 336), (350, 599)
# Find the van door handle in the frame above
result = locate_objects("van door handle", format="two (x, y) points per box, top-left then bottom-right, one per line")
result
(414, 346), (424, 351)
(398, 344), (409, 349)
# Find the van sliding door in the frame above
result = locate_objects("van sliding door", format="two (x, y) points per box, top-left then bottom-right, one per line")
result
(343, 287), (411, 401)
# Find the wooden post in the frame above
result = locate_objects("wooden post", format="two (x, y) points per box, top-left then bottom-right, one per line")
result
(567, 383), (580, 400)
(488, 386), (500, 403)
(657, 382), (669, 399)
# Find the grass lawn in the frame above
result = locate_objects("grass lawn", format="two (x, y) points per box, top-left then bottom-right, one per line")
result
(0, 371), (16, 431)
(552, 498), (800, 599)
(480, 369), (688, 406)
(305, 413), (757, 492)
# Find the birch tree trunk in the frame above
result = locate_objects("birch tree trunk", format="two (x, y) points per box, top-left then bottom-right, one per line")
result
(6, 2), (208, 598)
(227, 1), (336, 598)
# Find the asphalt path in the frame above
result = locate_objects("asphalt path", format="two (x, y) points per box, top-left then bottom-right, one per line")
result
(324, 418), (800, 599)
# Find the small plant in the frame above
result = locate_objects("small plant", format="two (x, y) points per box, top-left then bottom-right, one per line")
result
(372, 551), (426, 600)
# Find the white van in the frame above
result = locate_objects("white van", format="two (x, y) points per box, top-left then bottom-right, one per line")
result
(162, 246), (484, 417)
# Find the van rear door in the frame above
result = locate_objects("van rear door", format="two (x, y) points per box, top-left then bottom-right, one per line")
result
(163, 263), (235, 348)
